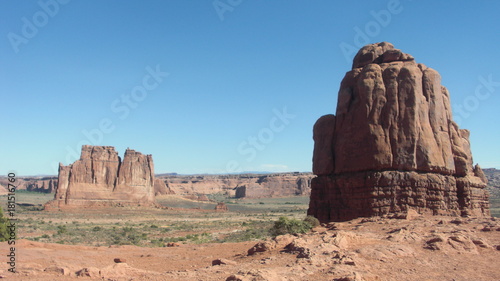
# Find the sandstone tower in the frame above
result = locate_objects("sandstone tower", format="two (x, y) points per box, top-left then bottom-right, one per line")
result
(308, 42), (490, 222)
(45, 145), (155, 209)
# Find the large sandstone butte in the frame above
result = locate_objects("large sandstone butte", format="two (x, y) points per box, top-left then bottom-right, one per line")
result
(308, 42), (490, 222)
(45, 145), (155, 209)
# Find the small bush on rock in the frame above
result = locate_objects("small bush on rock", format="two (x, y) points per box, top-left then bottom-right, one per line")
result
(303, 215), (320, 228)
(270, 216), (315, 236)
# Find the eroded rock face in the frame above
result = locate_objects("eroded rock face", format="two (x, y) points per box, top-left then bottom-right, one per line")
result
(162, 173), (313, 199)
(45, 145), (155, 209)
(308, 42), (490, 222)
(154, 178), (175, 195)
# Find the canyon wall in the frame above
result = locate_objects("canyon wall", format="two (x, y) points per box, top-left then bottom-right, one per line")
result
(158, 173), (313, 199)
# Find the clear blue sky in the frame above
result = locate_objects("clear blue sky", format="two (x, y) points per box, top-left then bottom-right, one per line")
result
(1, 0), (499, 176)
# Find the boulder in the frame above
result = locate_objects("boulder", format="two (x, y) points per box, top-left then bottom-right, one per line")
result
(212, 258), (237, 266)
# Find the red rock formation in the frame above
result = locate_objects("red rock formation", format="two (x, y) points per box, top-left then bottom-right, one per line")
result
(154, 178), (175, 195)
(308, 42), (490, 222)
(45, 145), (155, 209)
(161, 173), (313, 198)
(17, 177), (58, 193)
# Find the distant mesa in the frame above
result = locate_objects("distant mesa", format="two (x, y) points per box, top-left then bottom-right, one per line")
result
(159, 173), (313, 199)
(308, 42), (490, 222)
(45, 145), (156, 210)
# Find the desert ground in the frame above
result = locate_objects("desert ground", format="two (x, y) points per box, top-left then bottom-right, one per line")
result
(0, 192), (499, 281)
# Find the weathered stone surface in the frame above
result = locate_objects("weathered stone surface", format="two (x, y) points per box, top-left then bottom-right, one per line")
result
(45, 145), (155, 209)
(154, 178), (175, 195)
(312, 114), (336, 176)
(308, 42), (490, 222)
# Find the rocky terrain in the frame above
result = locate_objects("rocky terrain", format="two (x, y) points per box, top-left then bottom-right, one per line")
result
(1, 42), (497, 280)
(1, 214), (498, 280)
(44, 145), (156, 209)
(309, 42), (489, 222)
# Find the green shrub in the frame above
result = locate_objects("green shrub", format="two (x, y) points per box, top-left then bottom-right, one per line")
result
(0, 207), (11, 242)
(56, 225), (67, 235)
(303, 215), (320, 228)
(270, 216), (313, 237)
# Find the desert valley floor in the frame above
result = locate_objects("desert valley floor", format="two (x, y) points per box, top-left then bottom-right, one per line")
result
(0, 193), (499, 281)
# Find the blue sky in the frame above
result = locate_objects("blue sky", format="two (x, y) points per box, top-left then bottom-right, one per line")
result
(1, 0), (499, 176)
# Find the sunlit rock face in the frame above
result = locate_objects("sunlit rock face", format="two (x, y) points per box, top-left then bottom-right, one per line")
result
(45, 145), (155, 209)
(308, 42), (490, 222)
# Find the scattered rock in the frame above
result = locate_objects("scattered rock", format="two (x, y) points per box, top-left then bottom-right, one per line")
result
(44, 266), (71, 276)
(212, 258), (237, 266)
(425, 235), (446, 250)
(226, 274), (247, 281)
(273, 234), (295, 249)
(450, 218), (464, 225)
(247, 241), (275, 255)
(332, 251), (356, 265)
(114, 258), (127, 263)
(334, 271), (364, 281)
(285, 239), (312, 259)
(76, 267), (100, 277)
(472, 239), (491, 248)
(481, 225), (497, 231)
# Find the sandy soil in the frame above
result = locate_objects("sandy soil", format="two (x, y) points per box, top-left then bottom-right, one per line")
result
(1, 214), (499, 281)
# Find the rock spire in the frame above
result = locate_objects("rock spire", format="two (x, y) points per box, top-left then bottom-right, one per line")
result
(308, 42), (490, 222)
(45, 145), (155, 209)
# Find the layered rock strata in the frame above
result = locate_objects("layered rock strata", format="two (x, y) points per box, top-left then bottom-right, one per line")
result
(160, 173), (313, 199)
(45, 145), (155, 209)
(308, 42), (490, 222)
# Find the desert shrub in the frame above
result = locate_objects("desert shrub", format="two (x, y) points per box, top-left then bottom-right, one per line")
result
(303, 215), (320, 228)
(122, 226), (134, 233)
(223, 226), (271, 242)
(92, 226), (102, 232)
(0, 207), (10, 242)
(270, 216), (313, 236)
(56, 225), (67, 235)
